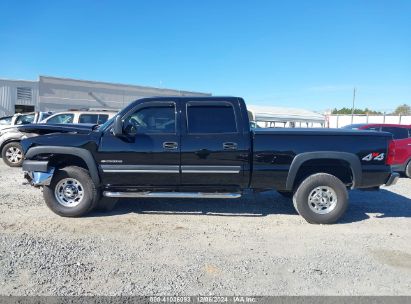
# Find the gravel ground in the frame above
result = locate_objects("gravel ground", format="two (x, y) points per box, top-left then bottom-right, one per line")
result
(0, 162), (410, 296)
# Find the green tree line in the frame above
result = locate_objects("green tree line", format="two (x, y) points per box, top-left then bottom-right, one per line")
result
(332, 104), (410, 115)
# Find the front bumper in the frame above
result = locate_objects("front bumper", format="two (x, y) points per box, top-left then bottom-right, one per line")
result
(385, 172), (400, 187)
(24, 170), (54, 187)
(22, 160), (54, 187)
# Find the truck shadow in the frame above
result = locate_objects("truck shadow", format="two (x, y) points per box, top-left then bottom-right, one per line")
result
(91, 189), (411, 223)
(340, 188), (411, 223)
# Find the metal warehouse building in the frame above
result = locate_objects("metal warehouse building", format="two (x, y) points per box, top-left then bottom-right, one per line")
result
(0, 75), (211, 117)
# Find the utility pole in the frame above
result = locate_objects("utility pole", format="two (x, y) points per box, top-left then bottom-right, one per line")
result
(351, 87), (356, 124)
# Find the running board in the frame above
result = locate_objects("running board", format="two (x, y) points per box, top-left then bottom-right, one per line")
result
(103, 191), (241, 199)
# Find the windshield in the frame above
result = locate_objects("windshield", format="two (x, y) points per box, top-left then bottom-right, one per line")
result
(0, 116), (12, 125)
(15, 114), (35, 125)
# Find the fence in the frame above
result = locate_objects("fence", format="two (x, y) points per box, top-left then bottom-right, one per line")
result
(326, 114), (411, 128)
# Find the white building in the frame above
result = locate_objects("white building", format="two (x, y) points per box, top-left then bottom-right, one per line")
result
(0, 75), (211, 117)
(326, 114), (411, 128)
(247, 105), (325, 128)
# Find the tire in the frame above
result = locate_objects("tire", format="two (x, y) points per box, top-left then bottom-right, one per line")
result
(277, 191), (293, 199)
(406, 161), (411, 178)
(43, 166), (99, 217)
(293, 173), (348, 224)
(2, 142), (24, 167)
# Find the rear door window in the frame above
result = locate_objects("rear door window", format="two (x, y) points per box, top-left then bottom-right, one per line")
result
(381, 127), (409, 139)
(186, 104), (237, 133)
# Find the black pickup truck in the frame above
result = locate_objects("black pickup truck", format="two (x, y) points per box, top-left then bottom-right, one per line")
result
(20, 97), (399, 224)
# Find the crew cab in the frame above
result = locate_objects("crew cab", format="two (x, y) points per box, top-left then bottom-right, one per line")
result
(343, 123), (411, 178)
(20, 97), (399, 224)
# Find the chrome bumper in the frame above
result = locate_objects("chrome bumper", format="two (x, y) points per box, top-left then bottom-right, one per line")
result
(385, 172), (400, 187)
(24, 168), (54, 187)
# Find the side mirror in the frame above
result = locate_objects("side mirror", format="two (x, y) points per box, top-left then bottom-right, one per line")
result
(112, 115), (123, 136)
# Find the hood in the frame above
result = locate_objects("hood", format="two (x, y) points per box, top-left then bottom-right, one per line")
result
(0, 125), (19, 135)
(17, 123), (96, 135)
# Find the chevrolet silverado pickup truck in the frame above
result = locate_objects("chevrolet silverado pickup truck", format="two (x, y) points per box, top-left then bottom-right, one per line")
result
(20, 97), (399, 224)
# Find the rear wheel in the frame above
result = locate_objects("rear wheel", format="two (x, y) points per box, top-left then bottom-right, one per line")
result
(293, 173), (348, 224)
(43, 166), (99, 217)
(2, 142), (24, 167)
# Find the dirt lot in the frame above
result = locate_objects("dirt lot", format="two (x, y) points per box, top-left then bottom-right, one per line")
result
(0, 162), (410, 296)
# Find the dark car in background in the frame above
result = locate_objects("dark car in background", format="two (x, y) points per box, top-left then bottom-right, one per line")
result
(343, 123), (411, 178)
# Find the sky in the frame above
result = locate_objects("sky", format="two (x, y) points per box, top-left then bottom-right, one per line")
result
(0, 0), (410, 112)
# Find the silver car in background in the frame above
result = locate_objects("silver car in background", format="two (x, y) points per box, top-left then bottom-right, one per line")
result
(0, 110), (116, 167)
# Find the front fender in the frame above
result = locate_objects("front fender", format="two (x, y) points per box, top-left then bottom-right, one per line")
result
(0, 131), (24, 150)
(23, 146), (100, 185)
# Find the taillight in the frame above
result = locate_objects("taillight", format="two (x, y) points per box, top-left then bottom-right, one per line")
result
(386, 140), (396, 165)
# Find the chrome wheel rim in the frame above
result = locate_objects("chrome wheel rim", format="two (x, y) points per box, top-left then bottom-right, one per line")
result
(54, 178), (84, 207)
(5, 146), (23, 164)
(308, 186), (337, 214)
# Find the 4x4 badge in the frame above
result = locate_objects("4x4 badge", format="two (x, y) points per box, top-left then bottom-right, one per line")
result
(362, 153), (384, 161)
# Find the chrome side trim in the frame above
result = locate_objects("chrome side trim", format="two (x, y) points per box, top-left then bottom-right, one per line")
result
(103, 191), (241, 199)
(101, 165), (241, 174)
(181, 165), (241, 174)
(101, 165), (179, 173)
(182, 171), (240, 174)
(103, 170), (179, 173)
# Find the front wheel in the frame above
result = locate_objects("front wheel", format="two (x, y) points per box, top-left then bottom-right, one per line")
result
(293, 173), (348, 224)
(43, 166), (99, 217)
(2, 142), (24, 167)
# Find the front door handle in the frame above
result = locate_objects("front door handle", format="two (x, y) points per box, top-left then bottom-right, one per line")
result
(223, 142), (238, 150)
(163, 142), (178, 150)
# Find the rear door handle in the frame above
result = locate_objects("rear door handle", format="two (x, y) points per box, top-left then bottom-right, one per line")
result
(223, 142), (238, 150)
(163, 142), (178, 150)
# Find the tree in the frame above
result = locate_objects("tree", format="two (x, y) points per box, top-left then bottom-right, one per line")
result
(393, 104), (411, 115)
(332, 107), (382, 115)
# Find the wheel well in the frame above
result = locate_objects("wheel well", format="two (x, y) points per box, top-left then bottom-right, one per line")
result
(293, 159), (353, 190)
(47, 154), (89, 171)
(1, 140), (21, 152)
